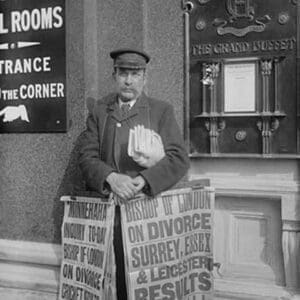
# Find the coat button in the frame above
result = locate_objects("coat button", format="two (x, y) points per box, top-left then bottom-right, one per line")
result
(116, 122), (121, 127)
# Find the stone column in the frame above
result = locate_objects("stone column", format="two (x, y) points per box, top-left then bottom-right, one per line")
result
(282, 220), (300, 290)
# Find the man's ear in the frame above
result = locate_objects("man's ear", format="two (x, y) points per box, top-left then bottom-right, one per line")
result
(112, 67), (118, 79)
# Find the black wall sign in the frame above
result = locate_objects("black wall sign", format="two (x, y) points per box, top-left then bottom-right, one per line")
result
(0, 0), (66, 133)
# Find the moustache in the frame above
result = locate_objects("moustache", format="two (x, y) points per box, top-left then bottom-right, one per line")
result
(121, 88), (136, 93)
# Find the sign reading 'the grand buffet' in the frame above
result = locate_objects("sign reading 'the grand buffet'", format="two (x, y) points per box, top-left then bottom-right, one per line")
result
(0, 0), (66, 133)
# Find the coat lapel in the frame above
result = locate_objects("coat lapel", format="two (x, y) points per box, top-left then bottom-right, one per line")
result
(100, 92), (151, 173)
(105, 94), (122, 122)
(127, 93), (150, 127)
(106, 92), (150, 125)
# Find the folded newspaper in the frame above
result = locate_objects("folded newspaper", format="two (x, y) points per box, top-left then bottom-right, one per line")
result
(128, 125), (165, 168)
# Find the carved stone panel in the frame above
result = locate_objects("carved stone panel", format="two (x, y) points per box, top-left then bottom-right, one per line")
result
(214, 196), (285, 285)
(184, 0), (299, 156)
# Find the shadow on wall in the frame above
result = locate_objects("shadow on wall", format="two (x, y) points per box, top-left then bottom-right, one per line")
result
(297, 197), (300, 224)
(51, 131), (85, 244)
(52, 98), (99, 244)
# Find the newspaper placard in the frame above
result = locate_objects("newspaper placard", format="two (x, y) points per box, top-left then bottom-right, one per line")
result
(121, 187), (214, 300)
(59, 196), (115, 300)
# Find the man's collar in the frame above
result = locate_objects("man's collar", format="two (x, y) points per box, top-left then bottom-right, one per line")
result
(106, 92), (149, 110)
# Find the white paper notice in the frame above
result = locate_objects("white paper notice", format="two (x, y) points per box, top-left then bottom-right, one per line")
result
(224, 63), (256, 112)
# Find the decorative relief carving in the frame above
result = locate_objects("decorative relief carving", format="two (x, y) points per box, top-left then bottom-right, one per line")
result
(260, 59), (273, 113)
(271, 118), (280, 131)
(226, 0), (254, 22)
(195, 18), (206, 31)
(205, 118), (226, 153)
(260, 60), (272, 76)
(213, 15), (271, 37)
(201, 63), (220, 87)
(274, 57), (281, 113)
(213, 0), (271, 37)
(257, 117), (280, 154)
(182, 0), (194, 12)
(235, 130), (247, 142)
(198, 0), (211, 4)
(209, 63), (220, 79)
(278, 12), (290, 25)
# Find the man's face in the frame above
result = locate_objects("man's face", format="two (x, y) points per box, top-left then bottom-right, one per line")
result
(114, 68), (146, 102)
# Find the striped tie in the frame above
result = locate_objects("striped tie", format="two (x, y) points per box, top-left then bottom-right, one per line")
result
(121, 103), (131, 116)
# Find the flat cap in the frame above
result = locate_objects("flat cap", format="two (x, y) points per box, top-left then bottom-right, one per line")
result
(110, 48), (150, 69)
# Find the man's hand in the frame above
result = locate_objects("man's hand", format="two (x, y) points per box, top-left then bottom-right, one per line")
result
(106, 172), (138, 201)
(132, 175), (146, 193)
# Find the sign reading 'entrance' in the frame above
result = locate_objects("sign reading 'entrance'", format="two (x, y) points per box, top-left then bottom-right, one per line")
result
(0, 0), (66, 133)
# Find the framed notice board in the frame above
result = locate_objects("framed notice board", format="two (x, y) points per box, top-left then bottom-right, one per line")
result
(183, 0), (300, 158)
(0, 0), (66, 133)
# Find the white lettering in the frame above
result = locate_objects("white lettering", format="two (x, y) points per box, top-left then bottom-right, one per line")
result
(11, 11), (21, 33)
(0, 57), (52, 75)
(11, 6), (63, 33)
(53, 6), (63, 28)
(0, 14), (9, 34)
(41, 8), (53, 29)
(20, 10), (31, 32)
(19, 83), (64, 99)
(31, 9), (41, 30)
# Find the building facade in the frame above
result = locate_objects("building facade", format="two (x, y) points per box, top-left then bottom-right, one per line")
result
(0, 1), (299, 299)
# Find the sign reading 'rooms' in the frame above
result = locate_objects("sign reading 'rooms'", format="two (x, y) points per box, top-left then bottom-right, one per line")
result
(0, 0), (66, 133)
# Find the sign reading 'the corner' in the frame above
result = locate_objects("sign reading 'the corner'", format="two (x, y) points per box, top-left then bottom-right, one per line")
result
(0, 0), (66, 133)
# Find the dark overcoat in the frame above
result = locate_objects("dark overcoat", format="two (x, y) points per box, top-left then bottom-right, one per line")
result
(78, 92), (190, 197)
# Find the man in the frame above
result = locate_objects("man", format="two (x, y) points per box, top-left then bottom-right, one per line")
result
(78, 48), (190, 299)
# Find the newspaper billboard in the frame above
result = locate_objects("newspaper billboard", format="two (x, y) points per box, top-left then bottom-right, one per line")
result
(59, 186), (214, 300)
(59, 196), (115, 300)
(121, 187), (214, 300)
